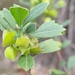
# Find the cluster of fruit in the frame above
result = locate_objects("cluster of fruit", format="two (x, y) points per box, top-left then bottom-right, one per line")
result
(2, 30), (41, 61)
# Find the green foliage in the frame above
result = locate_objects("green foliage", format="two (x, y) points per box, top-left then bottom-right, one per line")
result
(29, 21), (65, 38)
(62, 19), (70, 27)
(61, 40), (70, 49)
(19, 0), (31, 7)
(59, 60), (66, 67)
(0, 11), (9, 30)
(10, 5), (29, 26)
(0, 8), (16, 31)
(67, 56), (75, 70)
(26, 23), (36, 33)
(40, 39), (61, 53)
(2, 8), (16, 29)
(50, 68), (65, 75)
(0, 3), (65, 71)
(23, 2), (49, 25)
(18, 55), (35, 71)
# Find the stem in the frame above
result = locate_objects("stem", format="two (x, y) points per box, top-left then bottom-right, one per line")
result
(28, 69), (31, 75)
(57, 51), (68, 72)
(57, 51), (71, 75)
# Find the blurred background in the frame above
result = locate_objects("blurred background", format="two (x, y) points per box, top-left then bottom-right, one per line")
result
(0, 0), (75, 75)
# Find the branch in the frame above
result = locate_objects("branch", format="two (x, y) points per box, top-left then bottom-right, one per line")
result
(28, 69), (31, 75)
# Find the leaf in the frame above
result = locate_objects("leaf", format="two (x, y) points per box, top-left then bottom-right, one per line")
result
(26, 23), (36, 33)
(67, 56), (75, 70)
(39, 39), (61, 53)
(0, 25), (5, 31)
(50, 71), (56, 75)
(29, 21), (65, 38)
(2, 8), (16, 27)
(10, 6), (29, 26)
(62, 19), (70, 27)
(19, 0), (31, 7)
(23, 2), (49, 25)
(51, 68), (65, 75)
(61, 40), (70, 49)
(0, 11), (9, 30)
(18, 55), (35, 71)
(59, 60), (66, 67)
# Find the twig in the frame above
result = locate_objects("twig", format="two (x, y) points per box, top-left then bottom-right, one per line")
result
(57, 51), (68, 72)
(28, 69), (31, 75)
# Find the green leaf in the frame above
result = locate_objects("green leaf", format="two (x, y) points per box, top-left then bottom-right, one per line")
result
(61, 40), (70, 49)
(13, 4), (20, 7)
(50, 71), (56, 75)
(0, 11), (9, 30)
(18, 55), (35, 71)
(0, 25), (5, 31)
(39, 39), (61, 53)
(10, 6), (29, 26)
(51, 68), (65, 75)
(23, 2), (49, 25)
(26, 23), (36, 33)
(29, 21), (65, 38)
(67, 56), (75, 70)
(62, 19), (70, 27)
(2, 8), (16, 27)
(59, 60), (66, 67)
(19, 0), (31, 7)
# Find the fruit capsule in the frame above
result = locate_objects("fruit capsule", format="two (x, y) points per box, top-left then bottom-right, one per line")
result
(2, 30), (16, 46)
(15, 35), (30, 48)
(30, 37), (38, 45)
(30, 46), (41, 54)
(4, 46), (18, 61)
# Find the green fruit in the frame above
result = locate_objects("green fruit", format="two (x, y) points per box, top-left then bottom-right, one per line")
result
(15, 35), (30, 48)
(42, 0), (49, 3)
(44, 17), (51, 22)
(4, 46), (18, 61)
(57, 0), (65, 7)
(2, 30), (16, 46)
(30, 37), (38, 46)
(49, 9), (58, 18)
(30, 46), (41, 54)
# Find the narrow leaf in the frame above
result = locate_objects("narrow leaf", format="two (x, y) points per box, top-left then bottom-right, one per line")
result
(51, 68), (65, 74)
(39, 39), (61, 53)
(10, 6), (29, 26)
(23, 2), (49, 25)
(26, 23), (36, 33)
(62, 19), (70, 27)
(2, 8), (16, 27)
(61, 40), (70, 49)
(19, 0), (31, 7)
(29, 21), (65, 38)
(50, 71), (56, 75)
(67, 56), (75, 70)
(18, 55), (35, 71)
(0, 11), (11, 30)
